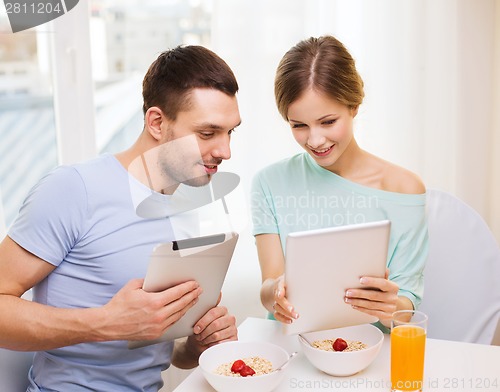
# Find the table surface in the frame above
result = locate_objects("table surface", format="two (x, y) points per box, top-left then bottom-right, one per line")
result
(173, 317), (500, 392)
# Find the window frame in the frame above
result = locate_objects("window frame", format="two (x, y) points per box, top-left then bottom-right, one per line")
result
(50, 0), (97, 165)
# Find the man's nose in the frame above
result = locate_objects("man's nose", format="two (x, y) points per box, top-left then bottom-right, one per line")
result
(212, 137), (231, 160)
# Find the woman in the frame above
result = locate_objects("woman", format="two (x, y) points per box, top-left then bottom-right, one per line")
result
(251, 35), (428, 330)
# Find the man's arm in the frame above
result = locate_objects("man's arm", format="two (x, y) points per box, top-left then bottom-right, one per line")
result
(0, 236), (202, 351)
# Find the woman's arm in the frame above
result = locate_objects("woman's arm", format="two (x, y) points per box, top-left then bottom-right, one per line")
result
(256, 234), (298, 323)
(342, 161), (427, 327)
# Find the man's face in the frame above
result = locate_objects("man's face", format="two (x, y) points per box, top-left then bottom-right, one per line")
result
(157, 88), (241, 191)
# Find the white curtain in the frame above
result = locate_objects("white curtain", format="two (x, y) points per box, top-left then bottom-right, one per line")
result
(491, 1), (500, 245)
(211, 0), (500, 242)
(165, 1), (500, 389)
(203, 0), (500, 338)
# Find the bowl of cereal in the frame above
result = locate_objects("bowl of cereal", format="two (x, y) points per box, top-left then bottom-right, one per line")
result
(198, 340), (290, 392)
(298, 323), (384, 376)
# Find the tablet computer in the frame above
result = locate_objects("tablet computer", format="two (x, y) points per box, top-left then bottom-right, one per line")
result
(128, 232), (238, 349)
(284, 220), (390, 335)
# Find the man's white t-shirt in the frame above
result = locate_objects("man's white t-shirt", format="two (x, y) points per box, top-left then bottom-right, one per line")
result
(9, 154), (180, 391)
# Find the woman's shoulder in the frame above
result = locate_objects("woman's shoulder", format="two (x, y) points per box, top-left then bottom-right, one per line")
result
(380, 160), (426, 195)
(254, 153), (306, 178)
(352, 151), (426, 195)
(355, 150), (424, 195)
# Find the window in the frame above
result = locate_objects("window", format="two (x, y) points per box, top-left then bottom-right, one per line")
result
(90, 0), (213, 155)
(0, 10), (58, 228)
(0, 0), (212, 230)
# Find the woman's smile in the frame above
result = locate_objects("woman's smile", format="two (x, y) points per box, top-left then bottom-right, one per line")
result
(308, 144), (335, 157)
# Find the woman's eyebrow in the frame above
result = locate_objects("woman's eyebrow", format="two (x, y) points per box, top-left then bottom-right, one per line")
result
(289, 114), (336, 123)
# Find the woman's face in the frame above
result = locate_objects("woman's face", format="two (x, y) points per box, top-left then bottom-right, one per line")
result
(287, 88), (357, 172)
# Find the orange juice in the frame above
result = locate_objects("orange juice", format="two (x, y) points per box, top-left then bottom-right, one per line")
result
(391, 325), (426, 391)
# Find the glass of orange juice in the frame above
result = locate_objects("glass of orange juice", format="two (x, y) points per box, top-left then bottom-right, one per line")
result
(391, 310), (428, 392)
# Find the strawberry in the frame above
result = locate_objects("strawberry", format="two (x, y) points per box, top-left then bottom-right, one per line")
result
(332, 338), (348, 351)
(230, 359), (245, 373)
(239, 365), (256, 377)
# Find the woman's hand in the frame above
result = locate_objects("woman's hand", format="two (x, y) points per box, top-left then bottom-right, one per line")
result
(270, 275), (299, 324)
(344, 269), (400, 326)
(256, 234), (299, 324)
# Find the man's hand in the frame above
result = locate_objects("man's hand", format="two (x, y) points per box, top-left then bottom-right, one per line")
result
(190, 305), (237, 348)
(98, 278), (203, 341)
(172, 294), (237, 369)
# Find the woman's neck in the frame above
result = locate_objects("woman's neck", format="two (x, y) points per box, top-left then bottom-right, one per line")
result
(325, 137), (365, 178)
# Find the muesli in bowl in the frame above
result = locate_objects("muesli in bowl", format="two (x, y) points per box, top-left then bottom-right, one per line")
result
(311, 337), (368, 352)
(199, 341), (290, 392)
(299, 323), (383, 376)
(214, 356), (273, 377)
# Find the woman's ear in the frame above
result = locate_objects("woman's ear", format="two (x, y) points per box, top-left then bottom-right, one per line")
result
(144, 107), (164, 141)
(351, 106), (359, 118)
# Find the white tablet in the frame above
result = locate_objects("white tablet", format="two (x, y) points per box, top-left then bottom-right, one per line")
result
(128, 232), (238, 349)
(284, 220), (390, 335)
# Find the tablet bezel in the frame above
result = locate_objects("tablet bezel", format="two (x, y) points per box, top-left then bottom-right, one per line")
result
(128, 232), (238, 349)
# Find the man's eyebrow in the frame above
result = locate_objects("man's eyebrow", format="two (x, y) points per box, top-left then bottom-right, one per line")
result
(195, 120), (242, 130)
(196, 123), (223, 130)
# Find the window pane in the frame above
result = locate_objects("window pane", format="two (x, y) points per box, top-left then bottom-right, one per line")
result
(90, 0), (213, 154)
(0, 12), (58, 228)
(0, 0), (213, 229)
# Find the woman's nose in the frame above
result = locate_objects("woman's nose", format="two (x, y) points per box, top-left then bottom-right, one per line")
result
(307, 127), (327, 148)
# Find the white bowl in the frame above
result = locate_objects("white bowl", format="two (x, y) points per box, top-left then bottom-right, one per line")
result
(299, 323), (384, 376)
(198, 340), (290, 392)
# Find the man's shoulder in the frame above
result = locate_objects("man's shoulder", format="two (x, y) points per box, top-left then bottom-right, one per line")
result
(69, 154), (124, 184)
(72, 154), (117, 174)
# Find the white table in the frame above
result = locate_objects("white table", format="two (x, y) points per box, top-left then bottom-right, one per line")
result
(174, 317), (500, 392)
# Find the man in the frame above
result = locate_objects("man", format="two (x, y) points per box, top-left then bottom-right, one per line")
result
(0, 45), (241, 391)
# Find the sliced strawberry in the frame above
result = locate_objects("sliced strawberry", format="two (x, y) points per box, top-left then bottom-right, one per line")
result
(230, 359), (245, 373)
(239, 365), (256, 377)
